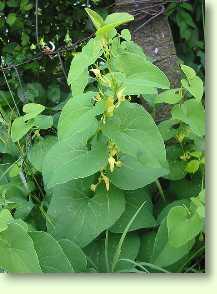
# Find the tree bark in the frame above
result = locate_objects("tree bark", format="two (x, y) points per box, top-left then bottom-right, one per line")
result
(115, 0), (181, 121)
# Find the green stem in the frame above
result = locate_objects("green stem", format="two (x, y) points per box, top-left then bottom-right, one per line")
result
(111, 201), (147, 272)
(105, 230), (110, 272)
(155, 179), (166, 202)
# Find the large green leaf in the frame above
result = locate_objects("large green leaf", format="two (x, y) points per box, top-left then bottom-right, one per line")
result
(123, 75), (158, 96)
(59, 239), (87, 272)
(110, 188), (156, 233)
(58, 92), (98, 141)
(110, 154), (168, 190)
(28, 136), (57, 172)
(102, 101), (166, 162)
(67, 38), (102, 95)
(30, 231), (73, 273)
(167, 205), (204, 248)
(152, 219), (194, 267)
(0, 223), (42, 273)
(85, 232), (140, 272)
(42, 136), (108, 189)
(102, 101), (168, 189)
(111, 52), (170, 89)
(172, 99), (205, 137)
(47, 180), (125, 247)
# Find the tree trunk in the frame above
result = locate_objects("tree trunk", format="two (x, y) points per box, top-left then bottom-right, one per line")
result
(115, 0), (181, 121)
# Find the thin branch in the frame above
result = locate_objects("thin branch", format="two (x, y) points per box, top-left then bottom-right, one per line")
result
(35, 0), (39, 44)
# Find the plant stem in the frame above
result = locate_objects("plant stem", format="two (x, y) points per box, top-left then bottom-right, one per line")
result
(155, 179), (166, 202)
(105, 230), (110, 272)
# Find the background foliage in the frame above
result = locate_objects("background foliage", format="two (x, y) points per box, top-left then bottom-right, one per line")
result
(0, 0), (205, 105)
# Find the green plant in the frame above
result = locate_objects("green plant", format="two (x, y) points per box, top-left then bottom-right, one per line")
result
(0, 8), (205, 273)
(167, 0), (205, 78)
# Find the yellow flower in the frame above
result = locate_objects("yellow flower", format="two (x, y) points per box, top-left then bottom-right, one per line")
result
(91, 68), (101, 78)
(90, 184), (97, 192)
(101, 172), (110, 191)
(108, 156), (116, 172)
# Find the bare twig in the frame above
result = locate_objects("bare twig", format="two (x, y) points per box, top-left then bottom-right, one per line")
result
(35, 0), (39, 44)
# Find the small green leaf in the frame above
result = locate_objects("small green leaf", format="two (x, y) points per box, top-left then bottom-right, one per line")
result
(181, 65), (196, 80)
(163, 145), (187, 181)
(152, 219), (194, 267)
(23, 103), (45, 121)
(11, 117), (34, 142)
(85, 8), (104, 29)
(121, 29), (131, 41)
(158, 119), (178, 141)
(172, 99), (205, 137)
(155, 89), (182, 104)
(167, 206), (204, 247)
(0, 2), (5, 10)
(105, 13), (134, 27)
(181, 76), (204, 101)
(157, 199), (190, 224)
(34, 115), (53, 129)
(185, 160), (200, 174)
(6, 13), (17, 26)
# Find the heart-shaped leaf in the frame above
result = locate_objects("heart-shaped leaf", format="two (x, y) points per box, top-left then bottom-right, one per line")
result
(42, 136), (108, 189)
(152, 219), (194, 267)
(167, 206), (204, 247)
(47, 179), (125, 247)
(23, 103), (45, 121)
(58, 92), (98, 141)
